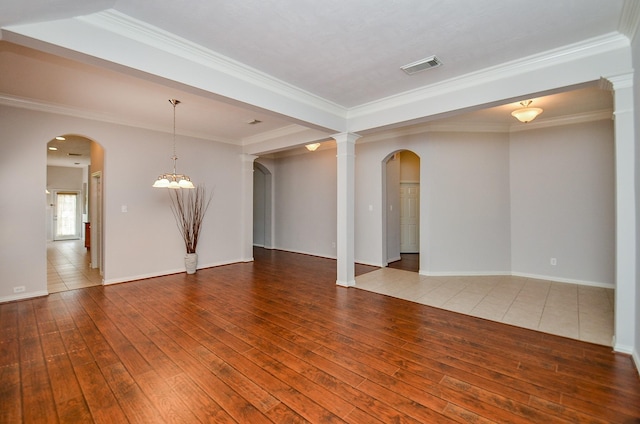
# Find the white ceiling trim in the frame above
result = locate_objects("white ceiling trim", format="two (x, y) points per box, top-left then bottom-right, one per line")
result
(3, 11), (348, 133)
(242, 126), (332, 156)
(0, 93), (237, 144)
(619, 0), (640, 42)
(347, 33), (630, 134)
(508, 109), (613, 133)
(241, 124), (319, 145)
(358, 109), (614, 145)
(348, 32), (629, 120)
(79, 10), (348, 119)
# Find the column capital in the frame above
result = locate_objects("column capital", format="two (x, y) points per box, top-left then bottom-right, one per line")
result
(241, 153), (259, 163)
(332, 132), (362, 144)
(601, 72), (634, 90)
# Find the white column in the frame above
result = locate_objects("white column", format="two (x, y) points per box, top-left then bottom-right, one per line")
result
(334, 132), (360, 287)
(607, 74), (637, 353)
(241, 154), (258, 262)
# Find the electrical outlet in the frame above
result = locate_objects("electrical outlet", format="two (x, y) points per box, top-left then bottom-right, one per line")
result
(550, 258), (557, 266)
(13, 286), (25, 293)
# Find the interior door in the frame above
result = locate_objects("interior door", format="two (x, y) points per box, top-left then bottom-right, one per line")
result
(400, 183), (419, 253)
(53, 191), (81, 240)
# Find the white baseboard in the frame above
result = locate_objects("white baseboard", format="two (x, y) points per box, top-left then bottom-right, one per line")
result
(356, 259), (385, 267)
(417, 269), (613, 289)
(0, 290), (49, 303)
(421, 270), (511, 277)
(103, 258), (246, 285)
(511, 272), (614, 289)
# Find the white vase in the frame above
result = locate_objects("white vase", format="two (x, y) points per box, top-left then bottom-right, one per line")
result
(185, 253), (198, 274)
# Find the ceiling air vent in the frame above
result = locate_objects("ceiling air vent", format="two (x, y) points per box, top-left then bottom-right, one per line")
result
(401, 55), (442, 75)
(67, 153), (82, 156)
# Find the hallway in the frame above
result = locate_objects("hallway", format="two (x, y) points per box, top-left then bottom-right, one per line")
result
(47, 239), (102, 293)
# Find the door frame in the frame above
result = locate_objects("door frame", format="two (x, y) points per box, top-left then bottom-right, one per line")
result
(90, 171), (104, 276)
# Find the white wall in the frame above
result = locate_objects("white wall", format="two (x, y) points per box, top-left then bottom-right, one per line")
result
(421, 132), (512, 274)
(352, 131), (511, 272)
(510, 120), (615, 286)
(272, 122), (613, 287)
(47, 166), (83, 190)
(631, 15), (640, 370)
(0, 105), (48, 301)
(0, 105), (245, 302)
(273, 148), (337, 257)
(105, 124), (244, 283)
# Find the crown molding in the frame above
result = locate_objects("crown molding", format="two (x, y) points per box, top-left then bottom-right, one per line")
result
(348, 32), (629, 119)
(619, 0), (640, 42)
(508, 109), (613, 132)
(241, 125), (310, 145)
(0, 93), (238, 144)
(358, 109), (613, 144)
(78, 10), (347, 119)
(241, 125), (332, 156)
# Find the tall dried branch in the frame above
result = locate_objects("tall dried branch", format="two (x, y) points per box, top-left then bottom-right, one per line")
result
(169, 186), (212, 254)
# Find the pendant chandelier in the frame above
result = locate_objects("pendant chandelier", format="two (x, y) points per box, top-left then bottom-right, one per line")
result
(152, 99), (195, 189)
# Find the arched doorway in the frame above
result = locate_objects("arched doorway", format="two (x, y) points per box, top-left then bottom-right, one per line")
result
(383, 150), (420, 272)
(253, 161), (273, 249)
(46, 134), (104, 293)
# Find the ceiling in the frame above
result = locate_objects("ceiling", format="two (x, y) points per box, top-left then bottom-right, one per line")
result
(0, 0), (628, 166)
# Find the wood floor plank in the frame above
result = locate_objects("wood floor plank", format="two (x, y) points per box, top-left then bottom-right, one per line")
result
(0, 301), (19, 341)
(0, 336), (19, 368)
(128, 285), (341, 423)
(137, 277), (449, 424)
(45, 354), (93, 423)
(4, 248), (639, 423)
(121, 302), (273, 423)
(21, 362), (58, 423)
(0, 364), (22, 423)
(73, 360), (129, 424)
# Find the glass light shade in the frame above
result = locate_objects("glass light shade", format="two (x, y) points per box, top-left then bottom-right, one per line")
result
(511, 107), (543, 123)
(153, 177), (170, 188)
(305, 143), (321, 151)
(168, 180), (181, 189)
(178, 179), (195, 188)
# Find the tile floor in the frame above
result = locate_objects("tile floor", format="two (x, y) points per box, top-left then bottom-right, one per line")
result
(355, 268), (615, 346)
(47, 239), (102, 293)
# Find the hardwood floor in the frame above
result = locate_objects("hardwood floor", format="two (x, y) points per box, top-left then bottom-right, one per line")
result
(1, 248), (639, 423)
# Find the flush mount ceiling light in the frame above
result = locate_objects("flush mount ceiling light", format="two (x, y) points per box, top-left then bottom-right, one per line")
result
(511, 100), (543, 123)
(305, 143), (321, 152)
(152, 99), (195, 189)
(401, 55), (442, 75)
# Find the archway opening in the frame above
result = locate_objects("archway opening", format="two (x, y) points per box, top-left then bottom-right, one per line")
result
(46, 134), (104, 293)
(383, 150), (420, 273)
(253, 161), (273, 249)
